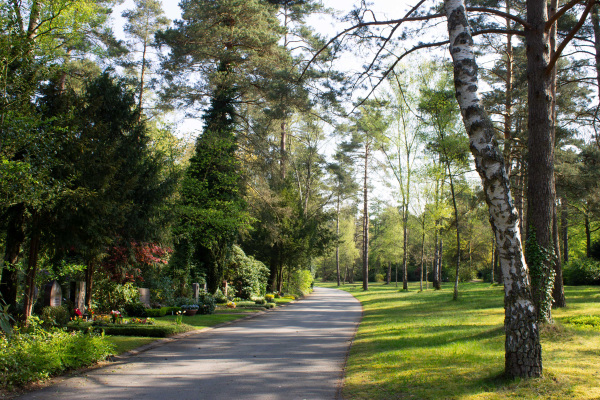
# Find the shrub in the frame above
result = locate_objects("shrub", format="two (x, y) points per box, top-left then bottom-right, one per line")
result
(288, 270), (313, 296)
(0, 327), (113, 388)
(123, 301), (147, 317)
(213, 289), (228, 304)
(375, 273), (385, 283)
(255, 299), (267, 305)
(145, 308), (167, 317)
(226, 245), (270, 299)
(198, 293), (216, 314)
(163, 306), (182, 315)
(94, 324), (191, 337)
(93, 280), (140, 313)
(40, 305), (70, 327)
(264, 303), (275, 309)
(563, 258), (600, 285)
(265, 294), (275, 303)
(562, 315), (600, 329)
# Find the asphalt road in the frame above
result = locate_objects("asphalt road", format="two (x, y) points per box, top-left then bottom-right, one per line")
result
(19, 287), (362, 400)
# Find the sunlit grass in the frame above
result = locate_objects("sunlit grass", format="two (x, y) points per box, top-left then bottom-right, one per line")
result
(318, 281), (600, 400)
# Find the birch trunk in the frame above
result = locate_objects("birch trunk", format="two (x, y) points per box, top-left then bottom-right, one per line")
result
(362, 145), (369, 291)
(443, 0), (542, 378)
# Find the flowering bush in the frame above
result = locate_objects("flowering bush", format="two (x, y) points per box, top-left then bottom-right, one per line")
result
(226, 301), (236, 309)
(110, 310), (122, 324)
(181, 304), (199, 310)
(128, 317), (155, 325)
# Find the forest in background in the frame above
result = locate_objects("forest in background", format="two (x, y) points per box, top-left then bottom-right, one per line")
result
(2, 0), (600, 379)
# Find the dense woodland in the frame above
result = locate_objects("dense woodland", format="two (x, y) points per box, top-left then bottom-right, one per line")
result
(2, 0), (600, 380)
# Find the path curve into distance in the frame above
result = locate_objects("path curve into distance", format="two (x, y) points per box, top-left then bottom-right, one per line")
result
(20, 287), (362, 400)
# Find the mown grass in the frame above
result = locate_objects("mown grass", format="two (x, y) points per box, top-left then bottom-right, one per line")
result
(318, 281), (600, 400)
(105, 313), (252, 354)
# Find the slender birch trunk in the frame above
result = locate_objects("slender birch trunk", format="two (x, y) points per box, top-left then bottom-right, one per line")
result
(444, 0), (542, 378)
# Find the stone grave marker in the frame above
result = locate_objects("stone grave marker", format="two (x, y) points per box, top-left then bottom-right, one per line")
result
(192, 283), (200, 303)
(44, 280), (62, 307)
(139, 288), (151, 307)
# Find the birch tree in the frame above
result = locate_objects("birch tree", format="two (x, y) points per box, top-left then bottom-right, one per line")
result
(443, 0), (541, 378)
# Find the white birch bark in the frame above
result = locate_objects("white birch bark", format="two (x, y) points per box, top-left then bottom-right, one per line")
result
(443, 0), (542, 378)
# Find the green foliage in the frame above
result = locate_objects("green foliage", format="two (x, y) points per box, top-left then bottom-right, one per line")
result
(0, 297), (14, 336)
(525, 228), (556, 322)
(562, 315), (600, 329)
(226, 245), (270, 299)
(287, 270), (314, 296)
(94, 324), (192, 337)
(93, 280), (140, 313)
(145, 308), (167, 317)
(0, 328), (113, 388)
(123, 302), (147, 318)
(255, 299), (267, 305)
(563, 258), (600, 285)
(198, 293), (216, 315)
(40, 306), (70, 327)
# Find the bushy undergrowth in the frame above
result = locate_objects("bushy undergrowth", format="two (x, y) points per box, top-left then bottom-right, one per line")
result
(563, 258), (600, 285)
(562, 315), (600, 329)
(0, 327), (113, 388)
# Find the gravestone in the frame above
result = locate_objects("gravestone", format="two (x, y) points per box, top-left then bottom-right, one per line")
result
(44, 280), (62, 307)
(222, 280), (228, 296)
(68, 281), (86, 311)
(75, 281), (86, 311)
(192, 283), (200, 303)
(139, 288), (151, 307)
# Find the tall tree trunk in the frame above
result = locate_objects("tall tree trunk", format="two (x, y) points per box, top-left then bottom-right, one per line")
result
(438, 238), (443, 285)
(281, 121), (287, 180)
(561, 200), (568, 263)
(552, 198), (566, 307)
(0, 204), (26, 309)
(362, 146), (369, 291)
(591, 5), (600, 147)
(491, 235), (495, 283)
(336, 196), (341, 286)
(525, 0), (556, 324)
(85, 260), (96, 310)
(503, 0), (514, 175)
(444, 0), (542, 377)
(402, 204), (408, 290)
(433, 227), (440, 290)
(447, 166), (461, 300)
(22, 213), (40, 322)
(387, 262), (392, 285)
(585, 208), (591, 258)
(420, 217), (425, 291)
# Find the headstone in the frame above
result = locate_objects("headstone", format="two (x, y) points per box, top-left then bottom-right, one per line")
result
(222, 280), (228, 296)
(75, 281), (86, 311)
(44, 280), (62, 307)
(192, 283), (200, 303)
(203, 283), (207, 291)
(139, 288), (150, 307)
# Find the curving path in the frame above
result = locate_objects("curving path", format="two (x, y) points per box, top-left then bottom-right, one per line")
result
(20, 287), (362, 400)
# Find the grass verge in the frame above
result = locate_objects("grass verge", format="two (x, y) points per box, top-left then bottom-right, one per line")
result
(317, 281), (600, 400)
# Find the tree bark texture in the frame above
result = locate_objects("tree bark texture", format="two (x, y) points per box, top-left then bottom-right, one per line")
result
(0, 204), (25, 309)
(402, 204), (408, 290)
(552, 198), (566, 307)
(362, 146), (369, 291)
(444, 0), (542, 378)
(433, 228), (441, 290)
(336, 196), (341, 286)
(525, 0), (556, 323)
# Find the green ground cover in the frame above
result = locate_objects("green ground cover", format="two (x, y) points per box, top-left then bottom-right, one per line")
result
(318, 281), (600, 400)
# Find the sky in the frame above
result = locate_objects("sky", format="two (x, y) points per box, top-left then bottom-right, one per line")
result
(109, 1), (470, 205)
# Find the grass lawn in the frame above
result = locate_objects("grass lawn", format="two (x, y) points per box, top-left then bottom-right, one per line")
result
(105, 313), (252, 354)
(317, 281), (600, 400)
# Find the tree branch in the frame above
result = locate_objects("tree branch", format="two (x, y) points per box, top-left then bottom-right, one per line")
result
(546, 0), (585, 29)
(466, 7), (531, 29)
(547, 0), (595, 74)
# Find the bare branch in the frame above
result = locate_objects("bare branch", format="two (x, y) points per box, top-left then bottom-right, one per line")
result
(546, 0), (585, 29)
(547, 0), (595, 74)
(466, 7), (531, 29)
